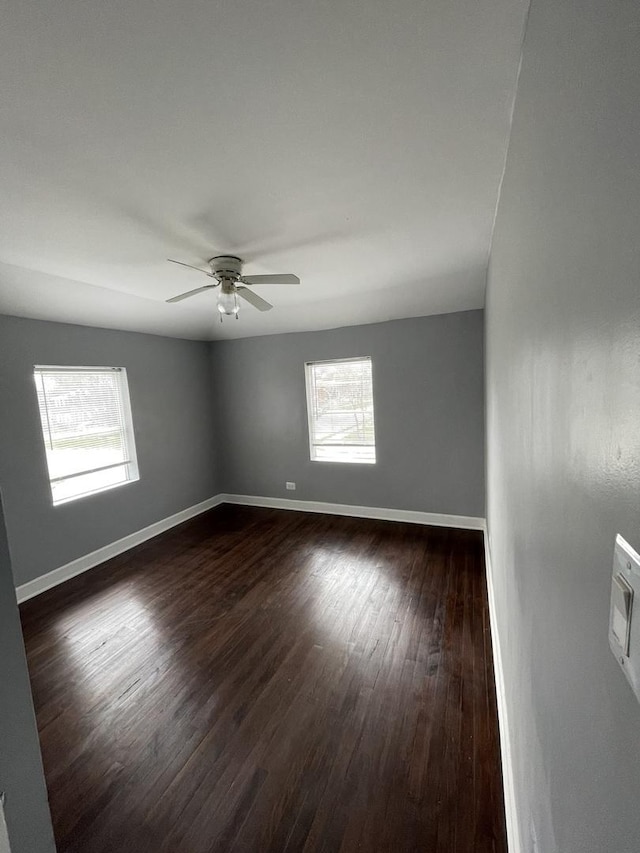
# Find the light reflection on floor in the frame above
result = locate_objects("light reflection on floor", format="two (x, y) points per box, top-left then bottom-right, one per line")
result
(301, 546), (402, 644)
(55, 585), (164, 705)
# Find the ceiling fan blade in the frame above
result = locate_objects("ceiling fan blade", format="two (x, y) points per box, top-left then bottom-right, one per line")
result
(167, 258), (213, 276)
(240, 274), (300, 285)
(166, 285), (217, 303)
(237, 286), (273, 311)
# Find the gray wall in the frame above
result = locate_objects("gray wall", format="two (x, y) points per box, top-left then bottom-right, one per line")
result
(0, 496), (56, 853)
(0, 315), (219, 586)
(212, 311), (485, 518)
(485, 0), (640, 851)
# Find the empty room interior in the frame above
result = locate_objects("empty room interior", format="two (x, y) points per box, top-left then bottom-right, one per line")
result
(1, 1), (639, 852)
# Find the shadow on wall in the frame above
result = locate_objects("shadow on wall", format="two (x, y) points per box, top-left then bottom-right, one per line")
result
(0, 493), (56, 853)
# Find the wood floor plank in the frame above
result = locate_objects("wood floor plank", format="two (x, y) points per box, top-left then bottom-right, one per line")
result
(20, 504), (506, 853)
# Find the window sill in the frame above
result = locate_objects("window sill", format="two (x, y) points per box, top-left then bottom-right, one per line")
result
(310, 458), (376, 465)
(52, 475), (139, 507)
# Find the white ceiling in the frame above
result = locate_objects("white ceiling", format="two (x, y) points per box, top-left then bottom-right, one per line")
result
(0, 0), (527, 341)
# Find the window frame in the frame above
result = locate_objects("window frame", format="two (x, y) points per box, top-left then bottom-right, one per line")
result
(34, 365), (140, 506)
(304, 355), (377, 465)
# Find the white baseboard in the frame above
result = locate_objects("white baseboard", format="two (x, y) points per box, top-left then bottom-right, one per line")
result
(220, 493), (485, 530)
(483, 526), (520, 853)
(17, 492), (484, 606)
(16, 495), (224, 603)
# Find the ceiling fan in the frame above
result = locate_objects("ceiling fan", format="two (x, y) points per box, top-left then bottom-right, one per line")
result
(166, 255), (300, 319)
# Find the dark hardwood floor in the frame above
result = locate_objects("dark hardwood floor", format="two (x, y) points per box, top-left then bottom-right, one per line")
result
(20, 504), (506, 853)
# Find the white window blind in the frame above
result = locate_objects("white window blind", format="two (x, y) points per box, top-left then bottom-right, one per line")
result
(305, 357), (376, 464)
(34, 366), (139, 505)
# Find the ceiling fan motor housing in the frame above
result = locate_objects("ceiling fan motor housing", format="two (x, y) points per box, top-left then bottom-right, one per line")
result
(209, 255), (243, 280)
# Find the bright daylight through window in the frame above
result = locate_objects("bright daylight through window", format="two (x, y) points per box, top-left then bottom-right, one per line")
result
(34, 366), (139, 505)
(305, 357), (376, 464)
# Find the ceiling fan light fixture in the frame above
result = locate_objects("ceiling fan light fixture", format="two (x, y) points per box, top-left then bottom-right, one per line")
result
(217, 288), (240, 316)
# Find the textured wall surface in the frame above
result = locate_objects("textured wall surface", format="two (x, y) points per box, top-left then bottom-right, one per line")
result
(0, 496), (56, 852)
(212, 311), (485, 518)
(485, 0), (640, 850)
(0, 315), (219, 585)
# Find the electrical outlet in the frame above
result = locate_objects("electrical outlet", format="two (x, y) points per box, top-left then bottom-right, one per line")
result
(286, 482), (296, 491)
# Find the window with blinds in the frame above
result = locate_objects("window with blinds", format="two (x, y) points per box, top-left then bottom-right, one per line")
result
(34, 366), (139, 505)
(305, 357), (376, 464)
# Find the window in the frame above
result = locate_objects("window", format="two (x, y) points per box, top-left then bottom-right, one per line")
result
(305, 357), (376, 464)
(34, 366), (139, 505)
